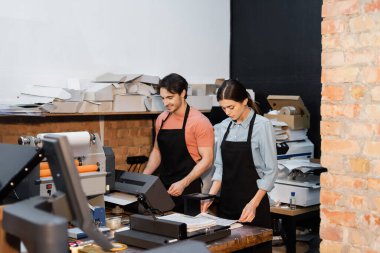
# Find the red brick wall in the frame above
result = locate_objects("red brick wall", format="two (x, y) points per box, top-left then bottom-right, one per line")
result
(321, 0), (380, 251)
(0, 115), (153, 171)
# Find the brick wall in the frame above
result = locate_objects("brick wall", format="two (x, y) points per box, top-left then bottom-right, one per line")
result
(0, 115), (153, 171)
(321, 0), (380, 252)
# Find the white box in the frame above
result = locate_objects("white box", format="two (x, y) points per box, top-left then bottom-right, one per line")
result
(187, 96), (212, 110)
(132, 75), (160, 85)
(144, 95), (165, 112)
(84, 83), (114, 101)
(113, 95), (146, 112)
(191, 84), (217, 96)
(78, 101), (113, 113)
(41, 101), (81, 113)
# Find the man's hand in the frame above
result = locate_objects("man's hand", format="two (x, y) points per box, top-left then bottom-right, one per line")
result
(167, 180), (187, 196)
(239, 202), (257, 223)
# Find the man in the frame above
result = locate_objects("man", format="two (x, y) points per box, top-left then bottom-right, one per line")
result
(143, 73), (214, 212)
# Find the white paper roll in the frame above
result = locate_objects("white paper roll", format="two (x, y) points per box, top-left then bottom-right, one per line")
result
(37, 131), (91, 157)
(280, 106), (298, 115)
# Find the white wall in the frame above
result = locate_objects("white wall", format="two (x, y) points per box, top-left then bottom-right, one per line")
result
(0, 0), (230, 103)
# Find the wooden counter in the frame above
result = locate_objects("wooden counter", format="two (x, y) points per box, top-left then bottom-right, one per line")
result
(118, 225), (272, 253)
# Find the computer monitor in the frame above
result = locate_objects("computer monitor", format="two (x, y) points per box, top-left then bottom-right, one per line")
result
(0, 143), (42, 203)
(42, 134), (113, 250)
(2, 135), (113, 252)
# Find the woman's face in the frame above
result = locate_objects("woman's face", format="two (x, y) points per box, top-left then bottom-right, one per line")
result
(219, 98), (249, 123)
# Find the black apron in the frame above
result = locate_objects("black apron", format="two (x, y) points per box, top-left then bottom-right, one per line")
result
(157, 104), (201, 213)
(219, 113), (272, 253)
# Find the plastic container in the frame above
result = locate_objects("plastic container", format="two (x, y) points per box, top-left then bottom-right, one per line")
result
(289, 192), (296, 210)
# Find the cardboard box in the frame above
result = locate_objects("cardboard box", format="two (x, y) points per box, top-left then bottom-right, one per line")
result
(40, 101), (81, 113)
(264, 95), (310, 130)
(144, 95), (165, 112)
(78, 101), (113, 113)
(113, 95), (147, 112)
(84, 83), (114, 101)
(191, 84), (217, 96)
(187, 96), (212, 110)
(131, 75), (160, 85)
(215, 78), (225, 86)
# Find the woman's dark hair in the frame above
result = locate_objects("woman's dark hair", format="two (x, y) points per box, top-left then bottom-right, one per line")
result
(158, 73), (188, 99)
(216, 79), (261, 114)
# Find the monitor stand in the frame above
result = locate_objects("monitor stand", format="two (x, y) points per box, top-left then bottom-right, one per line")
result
(2, 192), (71, 253)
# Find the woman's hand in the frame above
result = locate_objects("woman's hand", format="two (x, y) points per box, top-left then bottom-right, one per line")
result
(200, 199), (213, 213)
(239, 202), (257, 223)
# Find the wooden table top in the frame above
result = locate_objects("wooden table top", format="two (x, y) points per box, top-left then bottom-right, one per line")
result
(118, 225), (272, 253)
(270, 205), (320, 216)
(207, 225), (272, 253)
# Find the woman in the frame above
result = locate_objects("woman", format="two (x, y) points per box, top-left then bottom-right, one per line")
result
(201, 79), (278, 253)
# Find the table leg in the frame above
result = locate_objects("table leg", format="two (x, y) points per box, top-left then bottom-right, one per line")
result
(282, 216), (296, 253)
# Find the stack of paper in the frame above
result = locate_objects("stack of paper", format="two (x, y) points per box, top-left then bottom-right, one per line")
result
(270, 119), (308, 141)
(158, 213), (241, 232)
(286, 128), (308, 141)
(270, 119), (289, 141)
(158, 213), (217, 232)
(196, 213), (239, 227)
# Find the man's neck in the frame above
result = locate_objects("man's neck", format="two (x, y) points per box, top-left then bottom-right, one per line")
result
(172, 101), (188, 117)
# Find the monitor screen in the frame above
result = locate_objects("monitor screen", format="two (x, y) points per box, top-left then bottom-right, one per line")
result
(42, 134), (113, 251)
(0, 143), (42, 202)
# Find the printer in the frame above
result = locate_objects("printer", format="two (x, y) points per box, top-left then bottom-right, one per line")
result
(276, 138), (314, 160)
(269, 159), (326, 206)
(18, 131), (113, 198)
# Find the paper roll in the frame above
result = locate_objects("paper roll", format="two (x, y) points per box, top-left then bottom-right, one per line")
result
(40, 164), (98, 178)
(279, 106), (298, 115)
(37, 131), (91, 157)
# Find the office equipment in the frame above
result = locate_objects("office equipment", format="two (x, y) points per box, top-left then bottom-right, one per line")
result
(114, 213), (231, 249)
(105, 171), (174, 214)
(2, 135), (113, 253)
(90, 205), (106, 226)
(0, 143), (42, 203)
(276, 139), (314, 160)
(183, 193), (216, 216)
(18, 131), (112, 198)
(269, 159), (326, 206)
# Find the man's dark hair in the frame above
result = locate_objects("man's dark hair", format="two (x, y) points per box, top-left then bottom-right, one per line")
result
(158, 73), (188, 99)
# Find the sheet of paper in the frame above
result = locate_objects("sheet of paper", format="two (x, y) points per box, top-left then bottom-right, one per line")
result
(278, 159), (321, 171)
(22, 85), (71, 99)
(158, 213), (216, 231)
(104, 192), (137, 206)
(196, 212), (238, 227)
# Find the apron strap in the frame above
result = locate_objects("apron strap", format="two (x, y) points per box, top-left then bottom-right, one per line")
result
(246, 112), (256, 143)
(160, 104), (191, 130)
(182, 104), (191, 129)
(222, 121), (233, 142)
(222, 111), (256, 143)
(160, 112), (171, 130)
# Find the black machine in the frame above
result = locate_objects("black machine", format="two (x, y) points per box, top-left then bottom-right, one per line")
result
(0, 143), (41, 203)
(1, 135), (113, 253)
(112, 171), (175, 214)
(111, 170), (230, 250)
(114, 213), (231, 249)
